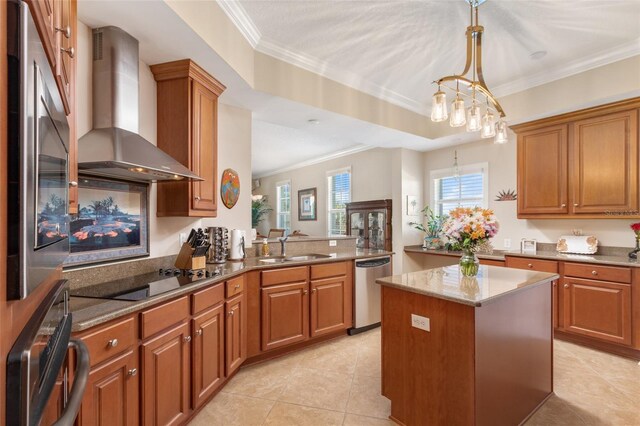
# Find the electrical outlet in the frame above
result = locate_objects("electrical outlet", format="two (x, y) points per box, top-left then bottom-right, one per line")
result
(504, 238), (511, 249)
(411, 314), (430, 332)
(329, 240), (337, 247)
(179, 232), (187, 246)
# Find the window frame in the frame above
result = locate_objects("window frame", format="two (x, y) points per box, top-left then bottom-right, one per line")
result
(326, 167), (352, 237)
(275, 179), (291, 232)
(430, 162), (489, 216)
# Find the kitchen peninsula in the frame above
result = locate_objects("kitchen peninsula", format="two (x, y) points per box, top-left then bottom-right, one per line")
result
(377, 265), (559, 426)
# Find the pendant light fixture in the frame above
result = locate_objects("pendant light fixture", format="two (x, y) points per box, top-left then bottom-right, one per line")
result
(429, 0), (508, 144)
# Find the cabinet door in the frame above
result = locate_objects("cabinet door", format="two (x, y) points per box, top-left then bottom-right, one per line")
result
(517, 125), (569, 215)
(225, 294), (246, 376)
(191, 80), (217, 213)
(261, 282), (309, 351)
(192, 304), (225, 409)
(310, 276), (350, 337)
(367, 211), (386, 250)
(141, 323), (191, 426)
(349, 212), (365, 248)
(571, 110), (638, 214)
(53, 0), (74, 114)
(79, 350), (139, 426)
(27, 0), (57, 69)
(563, 278), (632, 346)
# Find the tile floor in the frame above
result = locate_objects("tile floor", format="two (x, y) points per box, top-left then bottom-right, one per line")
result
(190, 328), (640, 426)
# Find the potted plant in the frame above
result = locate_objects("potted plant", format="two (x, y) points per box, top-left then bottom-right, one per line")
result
(409, 206), (446, 250)
(251, 196), (272, 229)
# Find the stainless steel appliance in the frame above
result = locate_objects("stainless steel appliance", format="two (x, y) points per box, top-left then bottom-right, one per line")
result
(7, 0), (70, 299)
(207, 227), (228, 264)
(6, 279), (90, 425)
(77, 26), (201, 182)
(349, 256), (392, 335)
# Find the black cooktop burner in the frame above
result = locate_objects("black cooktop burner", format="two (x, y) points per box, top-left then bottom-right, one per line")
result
(69, 268), (222, 302)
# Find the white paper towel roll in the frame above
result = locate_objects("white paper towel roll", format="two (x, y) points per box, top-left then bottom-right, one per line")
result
(229, 229), (245, 260)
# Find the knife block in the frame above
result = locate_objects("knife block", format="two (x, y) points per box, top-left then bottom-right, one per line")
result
(174, 243), (206, 270)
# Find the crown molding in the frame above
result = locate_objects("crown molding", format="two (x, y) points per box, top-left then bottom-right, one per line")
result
(216, 0), (261, 48)
(254, 145), (375, 179)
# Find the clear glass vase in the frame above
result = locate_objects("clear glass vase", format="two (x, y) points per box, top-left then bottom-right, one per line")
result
(459, 248), (480, 277)
(629, 239), (640, 260)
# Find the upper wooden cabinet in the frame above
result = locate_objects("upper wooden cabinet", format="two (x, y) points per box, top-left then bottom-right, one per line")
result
(512, 98), (640, 219)
(151, 60), (226, 217)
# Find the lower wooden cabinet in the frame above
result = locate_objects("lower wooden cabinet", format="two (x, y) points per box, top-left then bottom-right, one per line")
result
(79, 350), (139, 426)
(141, 322), (191, 426)
(192, 304), (226, 409)
(261, 282), (309, 351)
(225, 293), (247, 376)
(563, 278), (632, 346)
(310, 276), (351, 337)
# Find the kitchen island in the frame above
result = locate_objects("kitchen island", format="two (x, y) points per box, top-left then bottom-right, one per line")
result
(377, 265), (559, 426)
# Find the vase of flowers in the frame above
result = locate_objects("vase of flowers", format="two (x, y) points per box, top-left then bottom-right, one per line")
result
(629, 223), (640, 259)
(409, 206), (446, 250)
(441, 207), (499, 277)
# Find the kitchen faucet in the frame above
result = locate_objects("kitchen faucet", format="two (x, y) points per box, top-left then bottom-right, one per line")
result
(278, 236), (289, 257)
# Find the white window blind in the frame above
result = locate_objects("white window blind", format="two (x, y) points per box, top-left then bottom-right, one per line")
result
(432, 163), (488, 216)
(276, 181), (291, 232)
(327, 168), (351, 236)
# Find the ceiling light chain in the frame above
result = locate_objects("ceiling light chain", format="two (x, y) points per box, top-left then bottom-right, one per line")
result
(430, 0), (508, 144)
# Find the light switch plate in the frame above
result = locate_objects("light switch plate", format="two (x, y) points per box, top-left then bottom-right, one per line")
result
(504, 238), (511, 249)
(411, 314), (430, 332)
(179, 232), (187, 246)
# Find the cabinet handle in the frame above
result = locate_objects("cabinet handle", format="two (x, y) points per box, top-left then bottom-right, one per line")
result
(564, 284), (570, 289)
(195, 329), (203, 336)
(195, 196), (201, 201)
(128, 368), (137, 377)
(60, 47), (75, 58)
(107, 339), (118, 348)
(591, 270), (598, 276)
(56, 25), (71, 39)
(527, 263), (533, 268)
(184, 336), (192, 343)
(69, 181), (78, 187)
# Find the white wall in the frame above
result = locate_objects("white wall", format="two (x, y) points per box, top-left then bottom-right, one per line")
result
(423, 136), (637, 249)
(76, 22), (252, 261)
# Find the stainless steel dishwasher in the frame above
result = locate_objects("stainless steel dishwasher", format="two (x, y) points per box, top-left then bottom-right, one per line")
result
(349, 256), (392, 335)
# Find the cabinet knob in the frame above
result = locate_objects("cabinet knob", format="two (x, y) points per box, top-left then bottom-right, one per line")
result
(195, 329), (203, 336)
(303, 290), (308, 295)
(128, 368), (137, 377)
(311, 288), (317, 293)
(574, 203), (579, 207)
(561, 204), (566, 207)
(195, 196), (201, 201)
(56, 25), (71, 39)
(228, 311), (234, 317)
(235, 284), (240, 289)
(60, 47), (75, 58)
(553, 282), (557, 287)
(564, 284), (570, 289)
(184, 335), (192, 343)
(527, 263), (533, 268)
(69, 181), (78, 187)
(107, 339), (118, 348)
(591, 270), (598, 276)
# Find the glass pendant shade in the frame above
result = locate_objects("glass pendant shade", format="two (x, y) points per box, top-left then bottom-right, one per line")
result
(480, 109), (496, 138)
(450, 95), (466, 127)
(494, 120), (508, 144)
(466, 102), (481, 132)
(430, 90), (448, 122)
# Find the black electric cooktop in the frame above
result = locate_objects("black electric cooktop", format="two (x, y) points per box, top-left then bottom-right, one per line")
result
(69, 268), (220, 301)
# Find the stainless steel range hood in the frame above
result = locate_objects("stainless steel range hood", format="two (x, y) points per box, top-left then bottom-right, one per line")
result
(78, 26), (202, 182)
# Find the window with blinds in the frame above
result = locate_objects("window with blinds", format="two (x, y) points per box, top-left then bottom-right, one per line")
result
(276, 181), (291, 232)
(432, 163), (488, 216)
(327, 168), (351, 236)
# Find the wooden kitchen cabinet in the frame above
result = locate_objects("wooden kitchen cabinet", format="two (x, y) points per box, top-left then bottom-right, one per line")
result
(261, 282), (309, 351)
(225, 293), (246, 376)
(141, 322), (191, 426)
(310, 276), (351, 337)
(151, 59), (226, 217)
(192, 303), (225, 409)
(79, 350), (139, 426)
(512, 98), (640, 218)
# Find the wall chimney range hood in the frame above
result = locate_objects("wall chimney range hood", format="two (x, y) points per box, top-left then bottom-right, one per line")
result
(78, 26), (202, 182)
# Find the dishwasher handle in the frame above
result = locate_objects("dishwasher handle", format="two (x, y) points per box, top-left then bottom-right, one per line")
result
(356, 257), (391, 268)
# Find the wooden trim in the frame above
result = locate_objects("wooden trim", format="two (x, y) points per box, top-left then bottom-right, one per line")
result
(140, 296), (190, 339)
(555, 329), (640, 360)
(633, 267), (640, 350)
(261, 266), (308, 287)
(150, 59), (226, 95)
(510, 97), (640, 133)
(517, 213), (640, 219)
(0, 2), (8, 420)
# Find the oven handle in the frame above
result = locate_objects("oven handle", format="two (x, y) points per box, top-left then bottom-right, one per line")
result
(53, 339), (90, 426)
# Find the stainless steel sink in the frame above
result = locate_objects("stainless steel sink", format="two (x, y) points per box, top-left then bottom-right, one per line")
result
(258, 256), (288, 264)
(285, 253), (332, 261)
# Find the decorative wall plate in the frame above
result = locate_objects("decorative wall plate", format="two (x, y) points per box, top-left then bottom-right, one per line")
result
(221, 168), (240, 209)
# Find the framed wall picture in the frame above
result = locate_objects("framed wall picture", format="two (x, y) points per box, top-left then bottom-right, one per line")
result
(65, 176), (150, 267)
(298, 187), (317, 221)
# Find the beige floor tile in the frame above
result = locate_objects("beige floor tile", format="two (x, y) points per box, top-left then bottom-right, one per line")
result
(355, 344), (381, 378)
(346, 375), (391, 419)
(192, 392), (274, 426)
(222, 357), (295, 400)
(279, 367), (353, 411)
(525, 395), (594, 426)
(300, 342), (359, 375)
(343, 414), (395, 426)
(264, 402), (344, 426)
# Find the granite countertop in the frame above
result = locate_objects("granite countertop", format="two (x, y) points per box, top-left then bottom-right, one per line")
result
(70, 249), (392, 332)
(404, 245), (640, 268)
(376, 265), (559, 307)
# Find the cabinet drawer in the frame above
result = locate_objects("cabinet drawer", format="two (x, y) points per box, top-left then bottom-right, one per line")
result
(80, 316), (136, 367)
(141, 296), (189, 339)
(310, 262), (347, 280)
(226, 275), (245, 298)
(564, 263), (631, 284)
(261, 266), (308, 287)
(505, 257), (558, 273)
(192, 283), (224, 315)
(479, 259), (505, 267)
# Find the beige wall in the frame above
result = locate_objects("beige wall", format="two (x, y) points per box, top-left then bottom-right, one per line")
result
(423, 136), (637, 249)
(75, 22), (252, 263)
